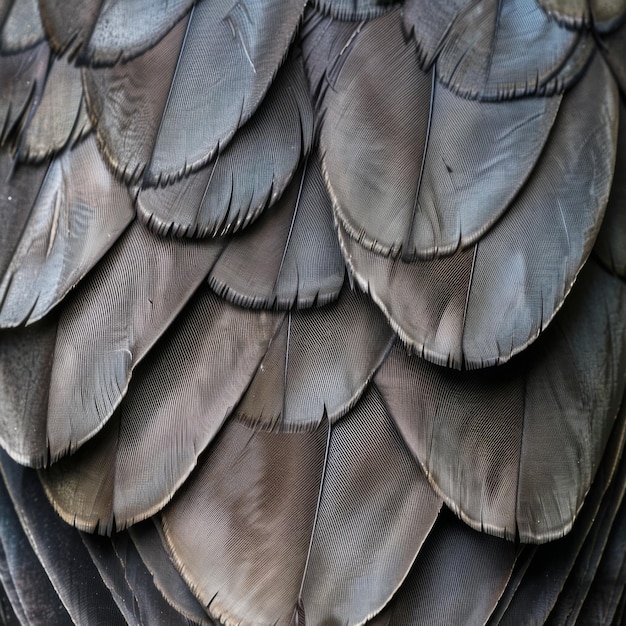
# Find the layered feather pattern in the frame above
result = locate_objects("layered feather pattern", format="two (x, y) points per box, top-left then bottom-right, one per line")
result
(0, 1), (624, 625)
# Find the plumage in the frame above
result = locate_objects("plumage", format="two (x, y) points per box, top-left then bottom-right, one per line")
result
(233, 285), (393, 430)
(137, 46), (313, 238)
(0, 135), (134, 328)
(207, 154), (344, 308)
(0, 1), (625, 624)
(145, 0), (306, 184)
(41, 285), (283, 530)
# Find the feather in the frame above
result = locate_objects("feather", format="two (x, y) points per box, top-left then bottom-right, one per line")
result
(601, 22), (626, 97)
(45, 222), (225, 461)
(595, 100), (626, 278)
(91, 531), (198, 625)
(161, 418), (329, 626)
(19, 57), (91, 162)
(298, 386), (442, 626)
(82, 16), (188, 181)
(40, 285), (283, 531)
(0, 451), (128, 625)
(0, 42), (49, 146)
(576, 500), (626, 626)
(402, 0), (476, 70)
(318, 6), (562, 258)
(380, 509), (518, 626)
(207, 155), (345, 309)
(375, 256), (626, 542)
(338, 53), (618, 368)
(0, 135), (134, 328)
(81, 0), (194, 65)
(136, 46), (313, 238)
(0, 316), (57, 467)
(146, 0), (306, 184)
(495, 401), (626, 624)
(431, 0), (595, 101)
(536, 0), (626, 31)
(312, 0), (398, 20)
(0, 0), (44, 53)
(0, 479), (73, 625)
(36, 0), (102, 57)
(233, 284), (393, 430)
(129, 519), (214, 626)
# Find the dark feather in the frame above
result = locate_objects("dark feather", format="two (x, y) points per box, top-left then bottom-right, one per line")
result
(0, 451), (128, 625)
(0, 135), (134, 328)
(380, 509), (518, 625)
(36, 0), (102, 57)
(312, 0), (398, 20)
(0, 316), (57, 466)
(537, 0), (626, 31)
(137, 46), (313, 238)
(0, 0), (44, 53)
(375, 256), (626, 541)
(40, 285), (283, 531)
(299, 387), (442, 625)
(431, 0), (595, 101)
(233, 284), (393, 430)
(495, 400), (626, 624)
(162, 418), (329, 626)
(318, 5), (563, 258)
(595, 100), (626, 278)
(80, 0), (194, 65)
(129, 519), (215, 626)
(207, 154), (344, 309)
(146, 0), (306, 184)
(0, 42), (49, 147)
(82, 16), (188, 181)
(0, 479), (73, 625)
(338, 53), (618, 368)
(45, 222), (224, 461)
(18, 56), (90, 162)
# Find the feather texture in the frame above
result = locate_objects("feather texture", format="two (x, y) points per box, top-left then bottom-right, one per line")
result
(162, 418), (329, 626)
(537, 0), (626, 31)
(312, 0), (398, 20)
(82, 16), (188, 181)
(0, 0), (44, 53)
(406, 0), (595, 101)
(0, 451), (128, 625)
(0, 135), (134, 328)
(233, 284), (393, 430)
(137, 47), (313, 238)
(146, 0), (306, 184)
(45, 223), (225, 461)
(299, 386), (442, 625)
(318, 6), (563, 258)
(41, 285), (283, 531)
(376, 256), (626, 541)
(207, 155), (345, 309)
(338, 52), (618, 367)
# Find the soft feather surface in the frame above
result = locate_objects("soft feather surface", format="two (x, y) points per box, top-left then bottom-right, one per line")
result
(0, 0), (624, 625)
